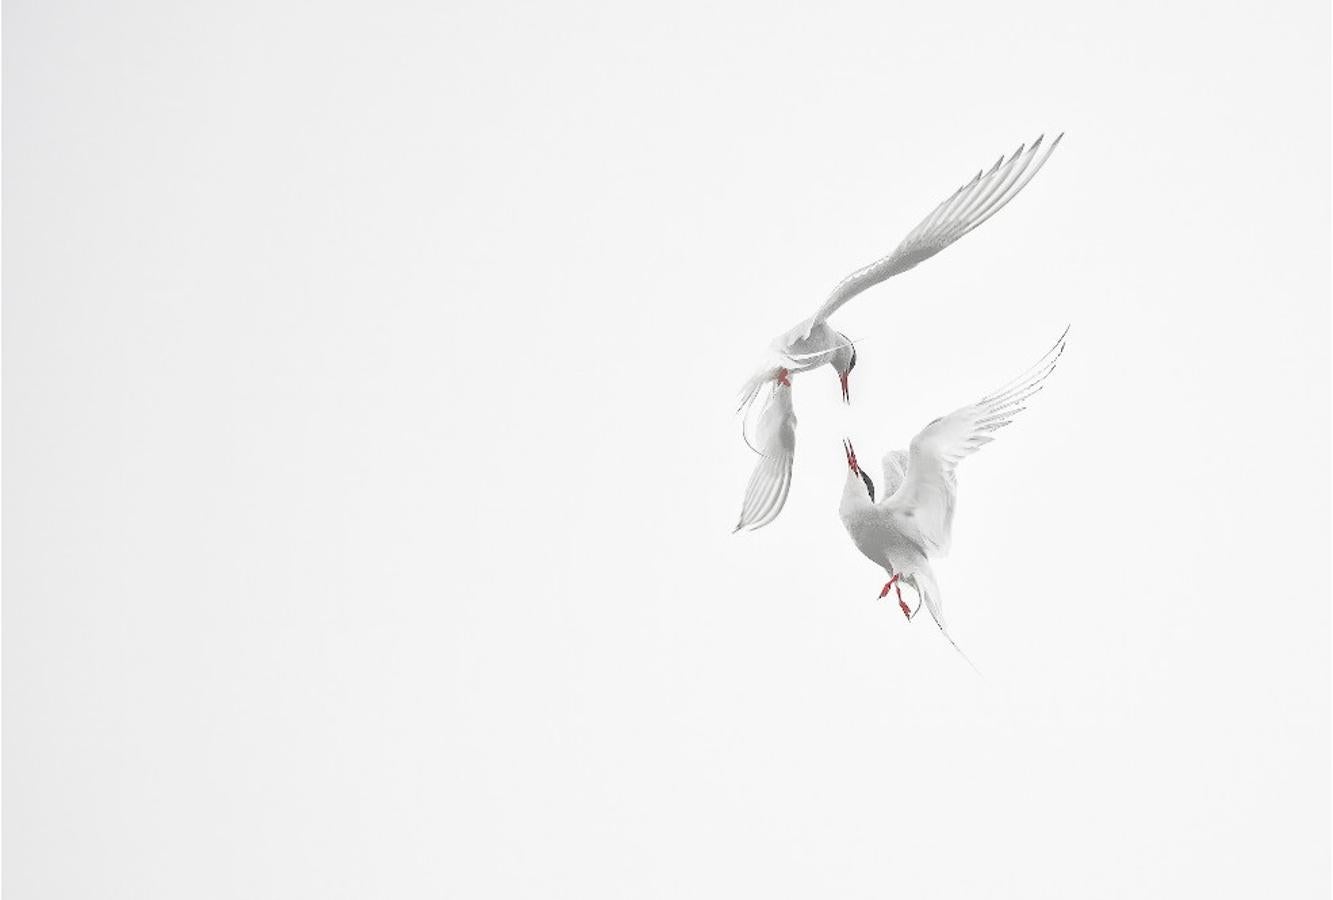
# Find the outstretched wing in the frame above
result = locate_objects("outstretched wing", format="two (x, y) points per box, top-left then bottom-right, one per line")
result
(807, 135), (1062, 331)
(882, 327), (1068, 555)
(733, 383), (797, 532)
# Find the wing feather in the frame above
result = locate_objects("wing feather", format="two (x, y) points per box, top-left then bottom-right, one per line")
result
(733, 385), (798, 532)
(881, 327), (1068, 554)
(807, 134), (1063, 330)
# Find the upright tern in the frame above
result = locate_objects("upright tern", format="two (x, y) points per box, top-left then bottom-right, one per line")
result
(733, 134), (1063, 532)
(837, 328), (1068, 666)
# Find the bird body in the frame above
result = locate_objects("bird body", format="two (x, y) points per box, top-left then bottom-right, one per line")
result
(839, 486), (929, 580)
(837, 329), (1068, 664)
(737, 320), (854, 416)
(838, 444), (937, 618)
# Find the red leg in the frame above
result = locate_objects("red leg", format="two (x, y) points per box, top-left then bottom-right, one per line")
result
(897, 586), (911, 620)
(877, 573), (900, 600)
(776, 367), (792, 387)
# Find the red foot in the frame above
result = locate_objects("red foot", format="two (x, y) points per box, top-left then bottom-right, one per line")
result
(776, 367), (792, 387)
(898, 590), (912, 620)
(877, 573), (900, 600)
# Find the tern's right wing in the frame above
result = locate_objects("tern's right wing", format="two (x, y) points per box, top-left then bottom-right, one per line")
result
(733, 383), (797, 532)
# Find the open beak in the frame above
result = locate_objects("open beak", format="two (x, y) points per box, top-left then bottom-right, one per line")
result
(839, 372), (850, 404)
(842, 438), (860, 475)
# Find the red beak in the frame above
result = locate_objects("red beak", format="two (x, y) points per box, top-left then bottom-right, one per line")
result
(839, 372), (850, 404)
(842, 439), (860, 474)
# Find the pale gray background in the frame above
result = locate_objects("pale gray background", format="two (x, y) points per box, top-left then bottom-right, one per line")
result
(5, 0), (1329, 897)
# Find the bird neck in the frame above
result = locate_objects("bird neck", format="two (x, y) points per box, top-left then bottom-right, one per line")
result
(839, 472), (875, 517)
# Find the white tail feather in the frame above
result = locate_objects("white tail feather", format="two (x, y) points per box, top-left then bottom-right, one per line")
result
(913, 570), (983, 677)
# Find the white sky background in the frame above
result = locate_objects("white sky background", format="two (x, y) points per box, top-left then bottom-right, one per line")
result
(4, 0), (1329, 896)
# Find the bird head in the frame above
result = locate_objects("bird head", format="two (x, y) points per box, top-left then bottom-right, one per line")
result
(842, 438), (875, 502)
(833, 333), (856, 404)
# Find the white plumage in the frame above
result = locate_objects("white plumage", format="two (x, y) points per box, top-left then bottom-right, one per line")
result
(734, 135), (1062, 532)
(732, 382), (796, 533)
(837, 328), (1068, 667)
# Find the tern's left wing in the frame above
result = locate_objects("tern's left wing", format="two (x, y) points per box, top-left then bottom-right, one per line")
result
(804, 134), (1062, 335)
(733, 384), (797, 532)
(882, 327), (1067, 554)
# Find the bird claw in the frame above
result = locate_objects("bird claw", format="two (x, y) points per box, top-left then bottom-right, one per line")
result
(881, 581), (911, 620)
(877, 574), (900, 600)
(776, 368), (792, 387)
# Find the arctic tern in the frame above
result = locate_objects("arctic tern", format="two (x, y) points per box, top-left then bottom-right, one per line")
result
(837, 327), (1068, 667)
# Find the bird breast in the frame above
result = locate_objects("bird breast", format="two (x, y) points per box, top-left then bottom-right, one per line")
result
(840, 506), (928, 574)
(839, 506), (893, 568)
